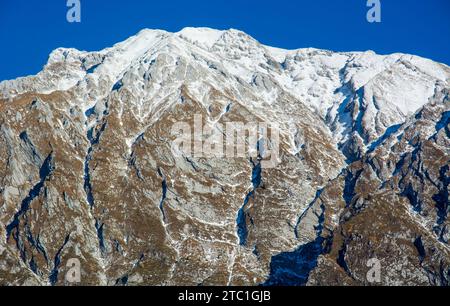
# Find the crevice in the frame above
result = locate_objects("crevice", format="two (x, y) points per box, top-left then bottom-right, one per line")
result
(83, 152), (95, 208)
(396, 148), (425, 214)
(336, 236), (354, 279)
(393, 153), (407, 176)
(413, 236), (426, 264)
(263, 203), (326, 286)
(401, 183), (422, 213)
(36, 234), (49, 264)
(29, 256), (38, 275)
(6, 152), (55, 242)
(128, 154), (144, 181)
(95, 219), (106, 253)
(412, 236), (448, 286)
(367, 124), (402, 153)
(435, 111), (450, 137)
(157, 167), (168, 223)
(185, 156), (199, 172)
(85, 106), (96, 118)
(432, 165), (449, 242)
(112, 80), (123, 91)
(86, 63), (101, 74)
(225, 103), (232, 113)
(353, 88), (367, 143)
(115, 275), (129, 286)
(25, 224), (49, 270)
(19, 131), (41, 163)
(84, 121), (108, 208)
(49, 233), (71, 286)
(236, 157), (262, 246)
(114, 253), (145, 286)
(343, 169), (363, 207)
(438, 261), (449, 286)
(294, 189), (323, 239)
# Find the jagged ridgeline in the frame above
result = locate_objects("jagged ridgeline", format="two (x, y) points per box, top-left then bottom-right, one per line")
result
(0, 27), (449, 285)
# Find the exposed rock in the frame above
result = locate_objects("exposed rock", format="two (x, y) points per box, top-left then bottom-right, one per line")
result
(0, 27), (448, 286)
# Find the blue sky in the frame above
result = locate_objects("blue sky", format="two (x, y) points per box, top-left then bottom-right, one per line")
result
(0, 0), (449, 81)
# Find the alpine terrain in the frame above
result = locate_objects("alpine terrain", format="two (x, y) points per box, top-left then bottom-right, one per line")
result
(0, 27), (449, 286)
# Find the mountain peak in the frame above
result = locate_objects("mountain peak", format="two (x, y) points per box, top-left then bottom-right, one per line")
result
(0, 26), (449, 286)
(176, 27), (225, 49)
(1, 27), (448, 153)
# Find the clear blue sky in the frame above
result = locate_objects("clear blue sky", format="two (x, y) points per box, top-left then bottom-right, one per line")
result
(1, 0), (449, 81)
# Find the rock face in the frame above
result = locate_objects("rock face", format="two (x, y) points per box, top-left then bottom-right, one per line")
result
(0, 27), (448, 286)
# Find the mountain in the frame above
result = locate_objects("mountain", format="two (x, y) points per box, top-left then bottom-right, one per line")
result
(0, 27), (448, 286)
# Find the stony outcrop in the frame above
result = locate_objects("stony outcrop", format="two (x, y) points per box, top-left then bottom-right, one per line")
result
(0, 28), (448, 286)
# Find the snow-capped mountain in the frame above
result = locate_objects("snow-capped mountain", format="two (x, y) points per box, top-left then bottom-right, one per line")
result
(0, 27), (448, 286)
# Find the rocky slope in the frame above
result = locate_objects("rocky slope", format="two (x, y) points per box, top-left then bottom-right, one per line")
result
(0, 27), (448, 286)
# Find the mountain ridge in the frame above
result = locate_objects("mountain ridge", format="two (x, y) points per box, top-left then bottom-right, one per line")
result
(0, 27), (448, 286)
(2, 27), (448, 159)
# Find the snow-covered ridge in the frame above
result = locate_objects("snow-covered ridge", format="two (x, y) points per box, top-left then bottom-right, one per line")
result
(1, 27), (448, 99)
(1, 27), (448, 159)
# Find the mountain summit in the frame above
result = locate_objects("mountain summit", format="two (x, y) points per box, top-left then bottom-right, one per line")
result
(0, 28), (449, 286)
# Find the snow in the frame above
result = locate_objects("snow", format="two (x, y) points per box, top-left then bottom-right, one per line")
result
(176, 27), (224, 50)
(1, 27), (448, 158)
(94, 29), (170, 81)
(265, 46), (288, 62)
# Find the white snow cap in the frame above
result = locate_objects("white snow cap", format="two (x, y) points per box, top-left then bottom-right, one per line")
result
(176, 27), (225, 49)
